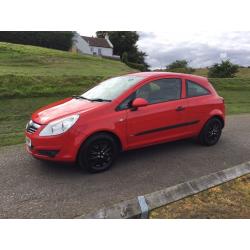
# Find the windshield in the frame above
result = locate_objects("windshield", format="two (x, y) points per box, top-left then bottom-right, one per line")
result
(81, 76), (144, 101)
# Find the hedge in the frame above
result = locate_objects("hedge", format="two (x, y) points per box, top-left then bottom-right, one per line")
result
(0, 31), (74, 51)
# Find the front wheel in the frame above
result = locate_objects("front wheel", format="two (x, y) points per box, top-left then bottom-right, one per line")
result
(198, 118), (222, 146)
(78, 133), (119, 173)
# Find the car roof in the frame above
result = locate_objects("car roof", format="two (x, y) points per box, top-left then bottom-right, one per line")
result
(128, 71), (207, 82)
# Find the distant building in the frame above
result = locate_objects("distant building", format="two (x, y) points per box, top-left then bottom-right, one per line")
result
(71, 32), (119, 59)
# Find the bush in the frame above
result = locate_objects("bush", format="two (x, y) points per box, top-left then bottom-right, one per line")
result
(166, 60), (189, 70)
(0, 32), (74, 51)
(208, 60), (239, 78)
(166, 60), (194, 74)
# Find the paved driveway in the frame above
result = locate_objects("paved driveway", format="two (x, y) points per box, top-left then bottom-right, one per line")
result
(0, 114), (250, 218)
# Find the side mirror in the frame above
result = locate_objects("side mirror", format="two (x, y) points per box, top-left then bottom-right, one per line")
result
(131, 98), (149, 109)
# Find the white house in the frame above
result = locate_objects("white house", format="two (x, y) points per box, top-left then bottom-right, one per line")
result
(71, 32), (119, 58)
(71, 32), (92, 54)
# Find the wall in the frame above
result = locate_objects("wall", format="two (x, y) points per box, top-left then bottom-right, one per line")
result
(72, 33), (92, 55)
(90, 46), (113, 57)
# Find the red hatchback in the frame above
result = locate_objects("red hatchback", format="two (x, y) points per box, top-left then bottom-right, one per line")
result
(25, 72), (225, 172)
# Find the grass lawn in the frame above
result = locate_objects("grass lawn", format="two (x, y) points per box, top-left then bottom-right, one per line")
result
(0, 42), (135, 78)
(0, 42), (136, 147)
(0, 42), (136, 99)
(210, 78), (250, 114)
(0, 42), (250, 147)
(0, 97), (60, 146)
(150, 174), (250, 219)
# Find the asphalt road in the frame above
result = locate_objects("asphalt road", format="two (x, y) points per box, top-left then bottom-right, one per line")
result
(1, 114), (250, 218)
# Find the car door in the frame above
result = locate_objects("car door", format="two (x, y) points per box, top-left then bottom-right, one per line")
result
(181, 79), (212, 136)
(125, 77), (188, 149)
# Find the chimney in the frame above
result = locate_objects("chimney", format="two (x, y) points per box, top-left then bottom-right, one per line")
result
(105, 33), (113, 48)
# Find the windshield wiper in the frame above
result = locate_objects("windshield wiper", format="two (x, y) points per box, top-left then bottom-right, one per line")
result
(72, 95), (111, 102)
(72, 95), (90, 100)
(89, 98), (112, 102)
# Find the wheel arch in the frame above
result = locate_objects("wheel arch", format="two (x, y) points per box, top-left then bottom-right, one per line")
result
(208, 109), (225, 128)
(199, 113), (225, 137)
(211, 115), (225, 128)
(78, 130), (123, 154)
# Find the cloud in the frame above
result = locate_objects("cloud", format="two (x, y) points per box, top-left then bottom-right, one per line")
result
(220, 52), (228, 60)
(137, 31), (250, 69)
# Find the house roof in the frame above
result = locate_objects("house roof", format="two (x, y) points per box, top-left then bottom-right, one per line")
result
(81, 36), (112, 49)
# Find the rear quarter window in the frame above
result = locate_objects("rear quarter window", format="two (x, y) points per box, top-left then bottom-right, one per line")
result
(186, 80), (210, 97)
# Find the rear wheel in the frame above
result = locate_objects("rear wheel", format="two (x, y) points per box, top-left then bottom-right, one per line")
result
(78, 133), (119, 173)
(198, 118), (222, 146)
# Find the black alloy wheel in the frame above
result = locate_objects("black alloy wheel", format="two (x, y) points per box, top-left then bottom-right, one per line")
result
(199, 118), (222, 146)
(78, 133), (119, 173)
(87, 140), (114, 171)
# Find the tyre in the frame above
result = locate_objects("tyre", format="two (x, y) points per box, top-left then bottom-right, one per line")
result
(198, 118), (222, 146)
(78, 133), (119, 173)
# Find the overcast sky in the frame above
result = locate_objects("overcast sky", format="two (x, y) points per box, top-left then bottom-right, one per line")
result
(81, 31), (250, 69)
(137, 31), (250, 69)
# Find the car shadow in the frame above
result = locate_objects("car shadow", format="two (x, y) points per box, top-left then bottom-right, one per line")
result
(36, 137), (198, 176)
(35, 158), (82, 176)
(118, 138), (197, 165)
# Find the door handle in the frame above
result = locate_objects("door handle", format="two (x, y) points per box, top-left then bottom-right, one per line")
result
(176, 106), (185, 111)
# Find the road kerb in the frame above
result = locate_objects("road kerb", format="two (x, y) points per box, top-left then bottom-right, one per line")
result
(79, 161), (250, 219)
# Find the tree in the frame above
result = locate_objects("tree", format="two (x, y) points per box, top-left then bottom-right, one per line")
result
(96, 31), (149, 71)
(96, 31), (139, 55)
(96, 31), (108, 38)
(208, 60), (239, 78)
(0, 31), (74, 51)
(166, 60), (188, 70)
(121, 51), (128, 63)
(166, 60), (194, 74)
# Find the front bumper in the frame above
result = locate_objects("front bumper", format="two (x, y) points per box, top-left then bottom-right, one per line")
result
(25, 126), (82, 163)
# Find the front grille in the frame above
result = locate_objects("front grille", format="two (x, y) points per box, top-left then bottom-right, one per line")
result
(26, 120), (41, 134)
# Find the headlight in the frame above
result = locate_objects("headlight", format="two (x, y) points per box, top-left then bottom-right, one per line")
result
(39, 114), (80, 136)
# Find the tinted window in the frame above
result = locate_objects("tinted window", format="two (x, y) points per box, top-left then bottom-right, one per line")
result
(186, 80), (210, 97)
(136, 78), (182, 104)
(117, 92), (136, 110)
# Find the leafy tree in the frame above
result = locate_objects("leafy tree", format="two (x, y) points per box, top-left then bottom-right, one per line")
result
(96, 31), (138, 55)
(0, 31), (74, 51)
(121, 51), (128, 63)
(166, 60), (189, 70)
(208, 60), (239, 78)
(166, 60), (194, 74)
(96, 31), (149, 71)
(127, 46), (147, 65)
(96, 31), (108, 38)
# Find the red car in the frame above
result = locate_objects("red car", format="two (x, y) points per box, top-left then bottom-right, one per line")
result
(25, 72), (225, 173)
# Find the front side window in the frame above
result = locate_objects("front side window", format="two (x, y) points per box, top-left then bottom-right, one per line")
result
(116, 92), (136, 110)
(82, 76), (144, 101)
(135, 78), (182, 104)
(186, 80), (210, 97)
